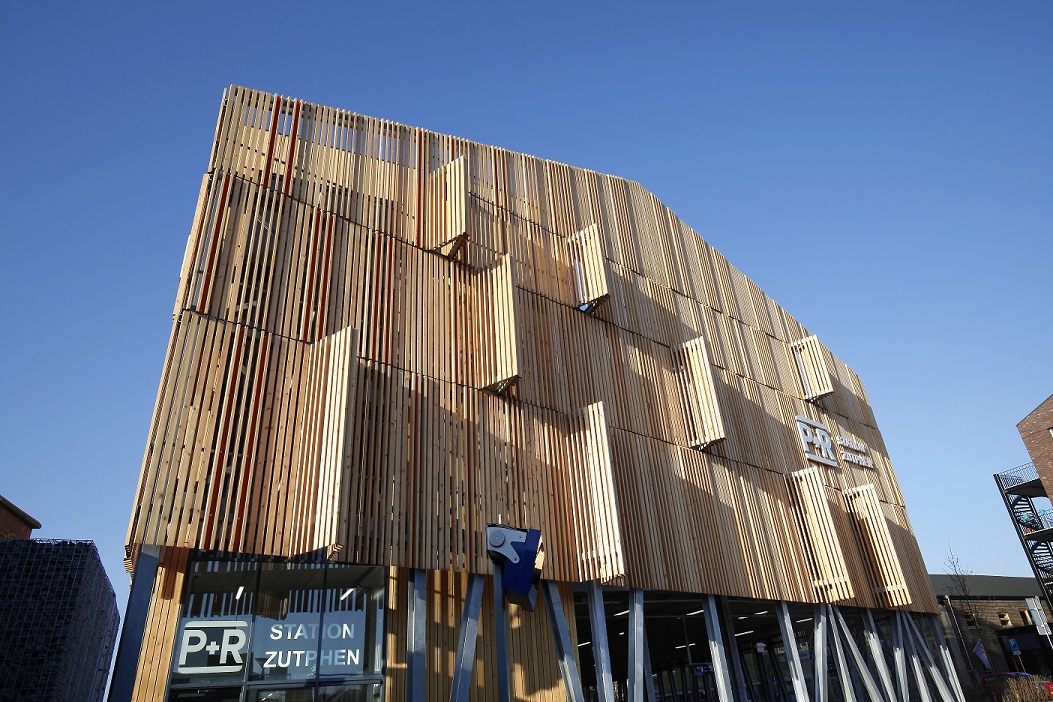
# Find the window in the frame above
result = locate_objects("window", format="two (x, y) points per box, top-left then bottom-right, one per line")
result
(964, 612), (977, 629)
(1021, 609), (1034, 626)
(999, 612), (1011, 627)
(168, 556), (385, 700)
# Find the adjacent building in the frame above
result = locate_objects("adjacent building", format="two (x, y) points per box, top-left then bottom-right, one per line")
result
(0, 497), (119, 702)
(995, 394), (1053, 614)
(114, 86), (962, 702)
(0, 494), (41, 538)
(932, 573), (1053, 693)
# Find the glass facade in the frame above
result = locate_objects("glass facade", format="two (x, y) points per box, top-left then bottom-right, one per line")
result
(168, 555), (384, 701)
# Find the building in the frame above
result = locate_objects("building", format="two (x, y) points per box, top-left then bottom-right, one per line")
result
(995, 394), (1053, 614)
(0, 493), (42, 538)
(114, 86), (962, 702)
(0, 497), (119, 702)
(932, 573), (1053, 695)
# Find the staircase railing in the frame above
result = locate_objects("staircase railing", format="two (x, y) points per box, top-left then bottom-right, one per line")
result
(997, 462), (1039, 490)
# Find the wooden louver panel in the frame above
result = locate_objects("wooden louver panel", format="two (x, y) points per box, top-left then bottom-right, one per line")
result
(790, 334), (834, 401)
(568, 223), (610, 314)
(844, 484), (911, 607)
(426, 155), (469, 259)
(787, 467), (854, 602)
(671, 337), (726, 450)
(565, 402), (626, 583)
(477, 255), (522, 396)
(289, 326), (361, 557)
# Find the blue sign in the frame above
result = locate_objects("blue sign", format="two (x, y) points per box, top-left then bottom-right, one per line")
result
(1009, 638), (1021, 655)
(693, 663), (714, 676)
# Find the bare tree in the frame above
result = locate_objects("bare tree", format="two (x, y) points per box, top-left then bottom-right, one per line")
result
(945, 546), (989, 671)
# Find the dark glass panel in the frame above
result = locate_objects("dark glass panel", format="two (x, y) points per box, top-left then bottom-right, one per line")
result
(170, 560), (258, 687)
(318, 566), (385, 677)
(316, 683), (382, 702)
(169, 686), (243, 701)
(250, 562), (326, 682)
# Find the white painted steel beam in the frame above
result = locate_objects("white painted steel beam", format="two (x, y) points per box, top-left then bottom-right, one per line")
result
(407, 569), (427, 702)
(542, 580), (585, 702)
(449, 574), (485, 702)
(814, 605), (828, 702)
(777, 601), (812, 702)
(704, 595), (736, 702)
(629, 588), (646, 702)
(588, 580), (616, 702)
(863, 609), (896, 702)
(831, 607), (886, 702)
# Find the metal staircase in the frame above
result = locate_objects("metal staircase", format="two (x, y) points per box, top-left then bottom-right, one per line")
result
(995, 462), (1053, 606)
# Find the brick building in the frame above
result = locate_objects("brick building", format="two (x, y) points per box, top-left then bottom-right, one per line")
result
(995, 395), (1053, 621)
(1019, 395), (1053, 487)
(0, 494), (41, 539)
(0, 496), (119, 702)
(932, 573), (1053, 692)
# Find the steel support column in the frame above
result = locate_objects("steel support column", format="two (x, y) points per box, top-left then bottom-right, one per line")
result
(721, 596), (751, 702)
(893, 611), (908, 702)
(703, 594), (736, 702)
(826, 605), (856, 702)
(643, 633), (657, 702)
(407, 568), (427, 702)
(814, 605), (829, 702)
(542, 580), (585, 702)
(107, 545), (161, 702)
(628, 588), (646, 702)
(831, 607), (885, 702)
(493, 565), (510, 702)
(777, 601), (812, 702)
(862, 610), (896, 702)
(588, 579), (615, 702)
(904, 611), (957, 702)
(930, 614), (967, 702)
(904, 614), (934, 702)
(449, 574), (485, 702)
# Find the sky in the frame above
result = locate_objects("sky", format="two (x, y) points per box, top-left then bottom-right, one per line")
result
(1, 1), (1050, 626)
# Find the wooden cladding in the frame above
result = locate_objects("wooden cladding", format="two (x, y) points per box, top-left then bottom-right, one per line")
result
(788, 467), (854, 602)
(127, 86), (936, 612)
(790, 335), (834, 401)
(671, 336), (726, 450)
(128, 548), (190, 702)
(426, 155), (469, 259)
(479, 255), (522, 396)
(568, 224), (610, 313)
(566, 403), (625, 583)
(844, 484), (911, 607)
(129, 304), (626, 582)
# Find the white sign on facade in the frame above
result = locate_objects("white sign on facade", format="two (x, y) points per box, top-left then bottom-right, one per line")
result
(176, 620), (250, 674)
(835, 435), (874, 468)
(795, 416), (839, 467)
(1026, 596), (1051, 636)
(254, 610), (366, 676)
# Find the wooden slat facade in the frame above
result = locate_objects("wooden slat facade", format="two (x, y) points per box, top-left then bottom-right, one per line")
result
(127, 86), (938, 687)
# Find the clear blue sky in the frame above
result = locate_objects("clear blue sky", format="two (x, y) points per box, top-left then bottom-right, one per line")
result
(1, 2), (1050, 618)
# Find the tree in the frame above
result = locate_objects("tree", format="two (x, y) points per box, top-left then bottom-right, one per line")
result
(945, 546), (989, 672)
